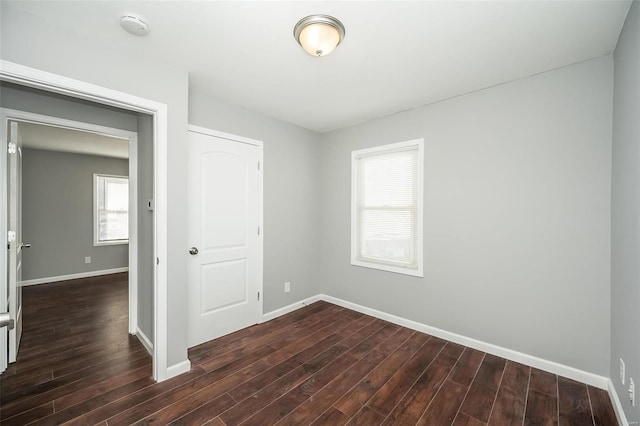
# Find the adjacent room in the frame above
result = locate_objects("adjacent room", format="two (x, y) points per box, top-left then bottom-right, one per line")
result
(0, 1), (638, 425)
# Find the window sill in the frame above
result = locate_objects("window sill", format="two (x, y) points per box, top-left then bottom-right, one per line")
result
(94, 240), (129, 247)
(351, 258), (423, 278)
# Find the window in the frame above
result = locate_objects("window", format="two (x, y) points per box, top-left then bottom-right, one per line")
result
(351, 139), (424, 277)
(94, 174), (129, 246)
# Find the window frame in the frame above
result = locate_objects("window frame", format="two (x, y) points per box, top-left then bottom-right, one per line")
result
(93, 173), (129, 247)
(351, 139), (424, 277)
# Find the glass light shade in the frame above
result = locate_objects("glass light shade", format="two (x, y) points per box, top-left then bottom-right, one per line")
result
(294, 15), (345, 57)
(298, 23), (341, 56)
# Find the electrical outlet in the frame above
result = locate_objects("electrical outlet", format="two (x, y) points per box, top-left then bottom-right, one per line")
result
(621, 359), (626, 385)
(84, 256), (91, 264)
(284, 281), (291, 293)
(630, 378), (635, 406)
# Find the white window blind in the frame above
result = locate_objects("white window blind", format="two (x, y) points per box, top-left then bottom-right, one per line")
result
(351, 139), (423, 277)
(94, 174), (129, 245)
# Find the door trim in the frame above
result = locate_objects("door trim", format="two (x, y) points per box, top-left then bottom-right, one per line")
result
(0, 60), (170, 381)
(0, 108), (139, 340)
(187, 124), (264, 324)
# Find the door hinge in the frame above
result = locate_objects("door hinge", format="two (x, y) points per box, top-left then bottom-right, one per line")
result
(257, 227), (261, 236)
(8, 143), (16, 154)
(156, 257), (159, 265)
(257, 161), (261, 170)
(257, 291), (260, 301)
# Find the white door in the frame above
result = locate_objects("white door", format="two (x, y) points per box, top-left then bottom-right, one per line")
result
(7, 121), (24, 363)
(187, 129), (262, 348)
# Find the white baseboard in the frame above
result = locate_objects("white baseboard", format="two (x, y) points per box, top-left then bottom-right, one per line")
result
(166, 359), (191, 380)
(608, 379), (630, 426)
(321, 294), (609, 389)
(135, 327), (153, 356)
(261, 294), (322, 322)
(19, 267), (129, 287)
(259, 293), (610, 391)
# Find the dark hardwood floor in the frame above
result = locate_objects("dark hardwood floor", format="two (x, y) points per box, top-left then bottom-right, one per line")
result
(0, 274), (618, 425)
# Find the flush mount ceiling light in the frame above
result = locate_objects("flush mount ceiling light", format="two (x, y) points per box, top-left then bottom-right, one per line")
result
(294, 14), (345, 57)
(120, 14), (149, 36)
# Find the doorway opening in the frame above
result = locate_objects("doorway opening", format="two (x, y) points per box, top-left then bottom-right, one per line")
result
(0, 60), (171, 380)
(1, 109), (144, 367)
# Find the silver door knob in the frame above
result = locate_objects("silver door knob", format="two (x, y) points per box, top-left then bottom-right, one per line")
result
(0, 312), (14, 330)
(20, 243), (31, 249)
(189, 247), (199, 255)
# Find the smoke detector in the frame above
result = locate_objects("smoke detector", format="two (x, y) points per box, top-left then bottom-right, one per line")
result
(120, 14), (149, 36)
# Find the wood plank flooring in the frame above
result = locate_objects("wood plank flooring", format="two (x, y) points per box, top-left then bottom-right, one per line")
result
(0, 274), (619, 425)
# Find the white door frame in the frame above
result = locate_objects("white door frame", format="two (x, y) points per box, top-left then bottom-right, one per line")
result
(0, 60), (170, 381)
(0, 108), (139, 342)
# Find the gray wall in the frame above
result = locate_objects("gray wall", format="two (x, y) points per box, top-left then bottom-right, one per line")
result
(1, 8), (190, 367)
(1, 82), (138, 131)
(22, 149), (128, 280)
(319, 56), (613, 376)
(188, 92), (322, 313)
(611, 0), (640, 421)
(137, 114), (154, 341)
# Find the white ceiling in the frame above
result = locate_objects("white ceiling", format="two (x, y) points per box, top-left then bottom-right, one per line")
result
(2, 1), (632, 133)
(19, 122), (129, 159)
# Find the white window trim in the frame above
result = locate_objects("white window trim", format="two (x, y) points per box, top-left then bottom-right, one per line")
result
(351, 139), (424, 277)
(93, 173), (129, 246)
